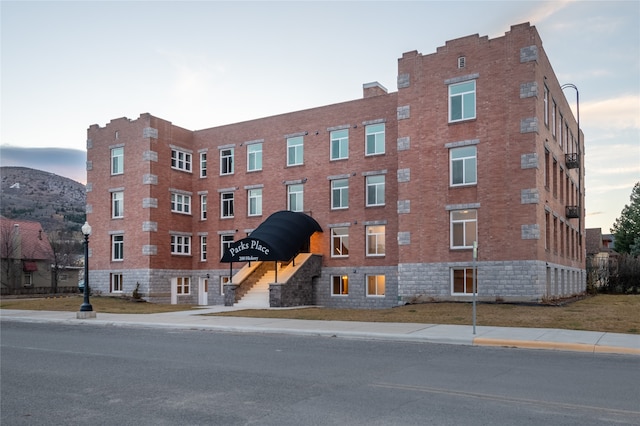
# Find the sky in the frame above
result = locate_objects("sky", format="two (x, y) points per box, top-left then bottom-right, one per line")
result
(1, 0), (639, 233)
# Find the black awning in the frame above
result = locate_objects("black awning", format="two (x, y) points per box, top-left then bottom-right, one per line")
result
(221, 211), (322, 263)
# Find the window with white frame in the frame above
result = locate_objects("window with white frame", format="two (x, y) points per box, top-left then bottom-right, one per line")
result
(365, 123), (385, 155)
(112, 234), (124, 261)
(171, 148), (192, 172)
(287, 136), (304, 166)
(111, 273), (123, 293)
(330, 129), (349, 160)
(200, 152), (207, 177)
(366, 175), (385, 206)
(176, 277), (191, 294)
(558, 113), (564, 148)
(450, 209), (477, 249)
(450, 146), (477, 186)
(24, 273), (33, 287)
(221, 192), (234, 218)
(247, 143), (262, 172)
(200, 236), (207, 261)
(451, 267), (476, 295)
(552, 99), (557, 137)
(111, 147), (124, 175)
(221, 234), (234, 258)
(200, 195), (207, 220)
(220, 275), (231, 295)
(248, 188), (262, 216)
(331, 275), (349, 296)
(331, 227), (349, 258)
(288, 184), (303, 212)
(366, 275), (385, 297)
(366, 225), (385, 256)
(543, 85), (549, 127)
(111, 191), (124, 218)
(220, 148), (234, 175)
(331, 179), (349, 209)
(171, 235), (191, 255)
(449, 80), (476, 122)
(171, 193), (191, 214)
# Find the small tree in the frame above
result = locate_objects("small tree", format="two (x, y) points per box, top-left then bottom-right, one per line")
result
(611, 182), (640, 255)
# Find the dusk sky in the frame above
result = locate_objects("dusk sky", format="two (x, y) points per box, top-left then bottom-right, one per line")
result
(1, 1), (638, 233)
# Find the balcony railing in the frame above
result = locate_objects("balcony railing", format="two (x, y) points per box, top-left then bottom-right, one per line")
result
(565, 153), (579, 169)
(566, 205), (580, 219)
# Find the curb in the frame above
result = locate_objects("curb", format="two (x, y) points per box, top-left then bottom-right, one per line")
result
(473, 337), (640, 355)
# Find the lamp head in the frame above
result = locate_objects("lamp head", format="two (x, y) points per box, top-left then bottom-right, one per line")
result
(81, 221), (92, 237)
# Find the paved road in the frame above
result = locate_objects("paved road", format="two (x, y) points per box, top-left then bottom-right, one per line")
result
(2, 322), (639, 425)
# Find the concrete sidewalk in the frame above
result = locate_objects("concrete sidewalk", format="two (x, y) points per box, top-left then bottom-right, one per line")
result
(1, 307), (639, 356)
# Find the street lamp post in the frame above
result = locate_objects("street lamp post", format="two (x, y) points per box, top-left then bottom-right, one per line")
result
(561, 83), (582, 246)
(79, 221), (93, 312)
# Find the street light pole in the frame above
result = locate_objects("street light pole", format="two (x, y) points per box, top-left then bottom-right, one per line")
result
(561, 83), (582, 244)
(79, 221), (93, 312)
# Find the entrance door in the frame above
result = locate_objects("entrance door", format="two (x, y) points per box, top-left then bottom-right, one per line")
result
(198, 278), (208, 306)
(170, 278), (177, 304)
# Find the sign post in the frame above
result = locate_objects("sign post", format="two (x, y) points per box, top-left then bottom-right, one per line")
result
(472, 240), (478, 335)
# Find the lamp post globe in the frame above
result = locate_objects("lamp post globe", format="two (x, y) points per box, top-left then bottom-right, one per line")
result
(80, 221), (93, 312)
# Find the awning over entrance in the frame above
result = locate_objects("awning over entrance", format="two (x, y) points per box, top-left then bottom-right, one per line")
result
(220, 211), (322, 263)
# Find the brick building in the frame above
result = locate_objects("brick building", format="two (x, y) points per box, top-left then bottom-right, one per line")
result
(86, 23), (586, 308)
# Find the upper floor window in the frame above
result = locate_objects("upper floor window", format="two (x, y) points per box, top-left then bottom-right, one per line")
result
(287, 184), (303, 212)
(200, 195), (207, 220)
(543, 85), (549, 127)
(331, 179), (349, 210)
(287, 136), (304, 166)
(330, 129), (349, 160)
(171, 149), (192, 172)
(200, 152), (207, 178)
(171, 235), (191, 255)
(366, 175), (385, 207)
(365, 123), (385, 155)
(331, 227), (349, 258)
(220, 148), (234, 175)
(200, 236), (207, 261)
(221, 234), (234, 258)
(247, 143), (263, 172)
(449, 80), (476, 122)
(112, 234), (124, 261)
(221, 192), (234, 218)
(111, 191), (124, 218)
(450, 209), (477, 249)
(552, 99), (557, 137)
(248, 188), (263, 216)
(450, 146), (477, 186)
(171, 193), (191, 214)
(366, 225), (385, 256)
(111, 147), (124, 175)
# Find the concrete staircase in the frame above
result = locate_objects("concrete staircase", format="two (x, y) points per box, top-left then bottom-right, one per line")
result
(235, 270), (275, 308)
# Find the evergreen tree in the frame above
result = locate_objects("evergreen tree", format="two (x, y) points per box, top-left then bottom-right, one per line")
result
(611, 182), (640, 255)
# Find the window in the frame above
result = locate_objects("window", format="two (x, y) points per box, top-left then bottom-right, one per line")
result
(176, 277), (190, 294)
(450, 146), (477, 186)
(331, 275), (349, 296)
(171, 193), (191, 214)
(543, 85), (549, 127)
(449, 80), (476, 122)
(220, 276), (231, 295)
(330, 129), (349, 160)
(248, 188), (262, 216)
(111, 147), (124, 175)
(171, 235), (191, 255)
(288, 184), (303, 212)
(200, 195), (207, 220)
(366, 225), (385, 256)
(112, 191), (123, 218)
(331, 227), (349, 258)
(221, 192), (234, 218)
(366, 275), (385, 297)
(331, 179), (349, 210)
(111, 273), (123, 293)
(558, 113), (564, 148)
(200, 236), (207, 261)
(171, 149), (192, 172)
(365, 123), (385, 155)
(287, 136), (304, 166)
(221, 234), (234, 258)
(112, 234), (124, 261)
(220, 148), (234, 175)
(247, 143), (262, 172)
(24, 273), (33, 287)
(366, 175), (385, 206)
(200, 152), (207, 177)
(552, 100), (557, 137)
(451, 268), (476, 295)
(451, 210), (477, 249)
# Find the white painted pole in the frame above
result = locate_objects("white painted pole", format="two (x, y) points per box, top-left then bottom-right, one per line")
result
(472, 241), (478, 335)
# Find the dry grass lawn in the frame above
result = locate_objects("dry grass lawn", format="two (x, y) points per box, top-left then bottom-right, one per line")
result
(1, 294), (638, 334)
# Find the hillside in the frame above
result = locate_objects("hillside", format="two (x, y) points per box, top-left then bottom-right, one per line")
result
(0, 166), (86, 234)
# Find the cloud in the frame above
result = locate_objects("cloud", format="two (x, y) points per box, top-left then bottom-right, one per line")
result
(525, 0), (574, 25)
(581, 95), (640, 130)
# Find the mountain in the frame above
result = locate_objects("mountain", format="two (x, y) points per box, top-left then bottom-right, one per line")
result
(0, 167), (86, 234)
(0, 146), (86, 184)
